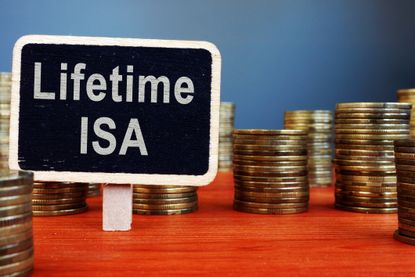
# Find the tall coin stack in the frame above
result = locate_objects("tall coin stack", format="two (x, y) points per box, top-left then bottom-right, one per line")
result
(334, 102), (411, 214)
(218, 102), (235, 172)
(393, 139), (415, 245)
(0, 72), (12, 170)
(0, 170), (34, 276)
(87, 183), (101, 197)
(232, 129), (309, 214)
(32, 182), (88, 216)
(284, 110), (333, 187)
(397, 89), (415, 138)
(133, 185), (198, 215)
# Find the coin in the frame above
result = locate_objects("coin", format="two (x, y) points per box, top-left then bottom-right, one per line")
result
(233, 129), (307, 136)
(133, 192), (196, 199)
(335, 203), (396, 214)
(32, 205), (88, 216)
(133, 196), (197, 204)
(336, 102), (412, 109)
(132, 201), (197, 210)
(393, 230), (415, 245)
(132, 186), (196, 194)
(133, 206), (198, 215)
(233, 203), (308, 214)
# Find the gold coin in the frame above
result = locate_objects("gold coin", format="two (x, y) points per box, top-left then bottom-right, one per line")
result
(335, 133), (409, 140)
(335, 123), (409, 129)
(233, 170), (307, 178)
(335, 128), (409, 134)
(335, 118), (409, 124)
(336, 102), (411, 109)
(233, 144), (307, 151)
(233, 129), (307, 136)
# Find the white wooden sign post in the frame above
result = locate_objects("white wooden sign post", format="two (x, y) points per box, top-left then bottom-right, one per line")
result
(10, 35), (221, 231)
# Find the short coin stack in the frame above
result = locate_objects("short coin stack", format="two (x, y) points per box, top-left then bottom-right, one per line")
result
(218, 102), (235, 172)
(32, 182), (88, 216)
(0, 170), (34, 276)
(0, 72), (12, 170)
(87, 183), (101, 197)
(393, 139), (415, 245)
(334, 102), (411, 214)
(133, 185), (198, 215)
(284, 110), (333, 187)
(397, 88), (415, 138)
(232, 129), (309, 214)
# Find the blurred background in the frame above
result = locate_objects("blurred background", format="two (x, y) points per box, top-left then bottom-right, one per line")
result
(1, 0), (415, 128)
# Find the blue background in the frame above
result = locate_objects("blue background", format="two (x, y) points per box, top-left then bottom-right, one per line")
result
(1, 0), (415, 128)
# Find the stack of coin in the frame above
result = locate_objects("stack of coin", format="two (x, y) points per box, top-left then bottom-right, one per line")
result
(218, 102), (235, 172)
(0, 170), (34, 276)
(334, 102), (411, 214)
(32, 182), (88, 216)
(397, 89), (415, 138)
(132, 185), (198, 215)
(0, 72), (12, 170)
(284, 110), (333, 187)
(87, 183), (101, 197)
(393, 139), (415, 245)
(232, 129), (309, 214)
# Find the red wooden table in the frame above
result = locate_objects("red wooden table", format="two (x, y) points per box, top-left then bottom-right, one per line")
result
(31, 172), (414, 276)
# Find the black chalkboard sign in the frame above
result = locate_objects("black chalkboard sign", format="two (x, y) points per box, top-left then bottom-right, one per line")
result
(10, 35), (221, 185)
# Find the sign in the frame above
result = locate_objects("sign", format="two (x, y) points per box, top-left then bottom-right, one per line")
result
(10, 35), (221, 185)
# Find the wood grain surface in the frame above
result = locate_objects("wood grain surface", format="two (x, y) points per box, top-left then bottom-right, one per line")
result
(31, 172), (414, 276)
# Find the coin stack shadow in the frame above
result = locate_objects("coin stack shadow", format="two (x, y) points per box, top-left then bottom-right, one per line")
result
(0, 170), (34, 275)
(87, 183), (101, 197)
(32, 182), (88, 216)
(132, 185), (198, 215)
(284, 110), (333, 187)
(397, 89), (415, 138)
(218, 102), (235, 172)
(232, 129), (309, 214)
(334, 102), (411, 214)
(0, 72), (11, 170)
(393, 139), (415, 245)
